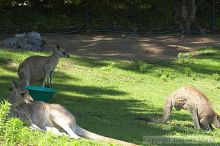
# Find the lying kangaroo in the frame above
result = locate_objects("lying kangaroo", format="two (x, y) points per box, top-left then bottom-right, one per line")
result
(162, 86), (220, 130)
(18, 45), (70, 87)
(7, 81), (136, 146)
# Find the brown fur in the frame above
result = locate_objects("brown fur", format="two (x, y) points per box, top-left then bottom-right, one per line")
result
(18, 45), (69, 87)
(162, 86), (220, 130)
(7, 82), (136, 146)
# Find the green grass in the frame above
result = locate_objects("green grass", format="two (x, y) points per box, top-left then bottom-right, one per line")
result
(0, 47), (220, 145)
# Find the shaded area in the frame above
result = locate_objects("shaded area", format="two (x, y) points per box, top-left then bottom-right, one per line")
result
(1, 34), (220, 60)
(40, 34), (220, 60)
(53, 83), (127, 97)
(0, 74), (18, 99)
(194, 47), (220, 59)
(0, 57), (13, 64)
(51, 92), (218, 145)
(68, 52), (220, 77)
(70, 56), (109, 68)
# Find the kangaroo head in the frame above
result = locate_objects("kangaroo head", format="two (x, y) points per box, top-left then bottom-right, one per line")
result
(54, 45), (70, 58)
(7, 81), (33, 105)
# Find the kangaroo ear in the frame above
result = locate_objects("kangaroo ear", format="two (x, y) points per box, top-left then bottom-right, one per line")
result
(12, 80), (18, 89)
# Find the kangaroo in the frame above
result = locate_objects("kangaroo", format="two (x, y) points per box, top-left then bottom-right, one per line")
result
(7, 81), (137, 146)
(18, 45), (70, 87)
(162, 86), (220, 131)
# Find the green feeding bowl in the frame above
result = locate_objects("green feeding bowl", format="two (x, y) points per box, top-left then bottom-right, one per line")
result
(25, 86), (56, 102)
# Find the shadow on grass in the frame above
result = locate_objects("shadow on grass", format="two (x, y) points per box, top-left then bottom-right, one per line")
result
(53, 70), (81, 81)
(194, 47), (220, 59)
(50, 93), (219, 145)
(53, 83), (127, 96)
(0, 56), (13, 64)
(45, 82), (218, 145)
(0, 75), (18, 100)
(70, 56), (108, 68)
(51, 94), (164, 145)
(69, 52), (220, 77)
(116, 58), (220, 76)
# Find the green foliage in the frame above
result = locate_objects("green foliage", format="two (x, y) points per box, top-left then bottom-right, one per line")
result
(0, 100), (24, 145)
(0, 100), (11, 135)
(0, 14), (81, 32)
(177, 53), (193, 64)
(160, 70), (176, 81)
(4, 118), (24, 144)
(212, 73), (220, 81)
(100, 62), (115, 71)
(130, 60), (151, 73)
(0, 0), (218, 32)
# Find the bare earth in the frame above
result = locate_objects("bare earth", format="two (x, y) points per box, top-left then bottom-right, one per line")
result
(1, 33), (220, 60)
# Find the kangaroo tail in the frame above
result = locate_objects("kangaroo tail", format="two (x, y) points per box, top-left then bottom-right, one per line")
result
(75, 125), (137, 146)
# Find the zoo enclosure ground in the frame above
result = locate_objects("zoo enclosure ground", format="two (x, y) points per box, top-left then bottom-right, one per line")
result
(0, 33), (220, 60)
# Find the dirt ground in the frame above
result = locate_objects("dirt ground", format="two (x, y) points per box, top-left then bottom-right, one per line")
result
(1, 33), (220, 60)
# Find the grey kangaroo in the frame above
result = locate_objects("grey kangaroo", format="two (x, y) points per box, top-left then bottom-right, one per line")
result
(162, 86), (220, 131)
(18, 45), (70, 87)
(7, 81), (136, 146)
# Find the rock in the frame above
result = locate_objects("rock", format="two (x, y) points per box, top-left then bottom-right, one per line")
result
(2, 31), (46, 50)
(3, 37), (19, 49)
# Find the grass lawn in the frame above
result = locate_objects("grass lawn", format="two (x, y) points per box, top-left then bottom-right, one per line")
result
(0, 47), (220, 146)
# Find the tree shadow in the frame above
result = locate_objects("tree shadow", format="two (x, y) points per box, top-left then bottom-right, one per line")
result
(67, 51), (220, 77)
(70, 56), (108, 68)
(0, 75), (18, 100)
(50, 93), (219, 145)
(50, 94), (164, 145)
(194, 47), (220, 59)
(0, 56), (13, 64)
(115, 58), (220, 76)
(0, 56), (18, 72)
(53, 71), (81, 82)
(53, 83), (127, 96)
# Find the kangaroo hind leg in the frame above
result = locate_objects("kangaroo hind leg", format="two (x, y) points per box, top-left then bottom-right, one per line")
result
(52, 119), (80, 139)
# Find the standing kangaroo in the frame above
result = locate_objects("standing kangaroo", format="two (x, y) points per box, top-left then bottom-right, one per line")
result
(18, 45), (70, 87)
(162, 86), (220, 131)
(7, 81), (136, 146)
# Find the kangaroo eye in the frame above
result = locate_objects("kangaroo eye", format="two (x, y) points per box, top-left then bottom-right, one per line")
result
(20, 92), (26, 96)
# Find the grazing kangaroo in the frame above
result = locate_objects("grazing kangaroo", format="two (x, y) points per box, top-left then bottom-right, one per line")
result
(7, 81), (136, 146)
(162, 86), (220, 131)
(18, 45), (70, 87)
